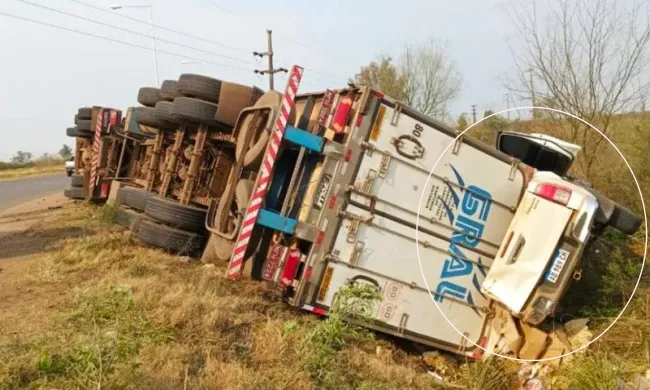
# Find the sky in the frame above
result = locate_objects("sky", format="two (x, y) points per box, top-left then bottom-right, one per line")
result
(0, 0), (523, 161)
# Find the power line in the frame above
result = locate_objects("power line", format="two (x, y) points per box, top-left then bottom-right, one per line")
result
(65, 0), (250, 53)
(199, 0), (350, 64)
(0, 11), (253, 72)
(19, 0), (256, 66)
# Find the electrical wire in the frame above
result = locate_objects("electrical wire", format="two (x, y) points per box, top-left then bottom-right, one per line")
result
(65, 0), (250, 53)
(0, 11), (253, 72)
(199, 0), (352, 71)
(18, 0), (256, 66)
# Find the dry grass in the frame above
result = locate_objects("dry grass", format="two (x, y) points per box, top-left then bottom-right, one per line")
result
(0, 163), (64, 181)
(0, 203), (456, 390)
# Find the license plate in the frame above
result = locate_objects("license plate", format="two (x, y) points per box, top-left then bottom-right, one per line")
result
(313, 174), (332, 210)
(262, 244), (286, 281)
(544, 248), (570, 283)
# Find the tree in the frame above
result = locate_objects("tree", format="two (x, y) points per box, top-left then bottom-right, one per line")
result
(59, 144), (73, 160)
(505, 0), (650, 178)
(457, 113), (469, 131)
(356, 40), (462, 118)
(482, 110), (509, 132)
(11, 151), (32, 164)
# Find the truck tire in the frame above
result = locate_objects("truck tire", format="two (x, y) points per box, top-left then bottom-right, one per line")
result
(144, 197), (207, 233)
(64, 187), (84, 200)
(171, 97), (218, 126)
(116, 207), (150, 232)
(138, 87), (163, 107)
(116, 185), (130, 205)
(160, 80), (182, 101)
(70, 175), (84, 188)
(77, 107), (92, 119)
(134, 106), (175, 130)
(609, 204), (642, 235)
(177, 74), (222, 103)
(137, 219), (205, 256)
(74, 114), (79, 124)
(76, 119), (92, 131)
(66, 127), (92, 138)
(124, 187), (156, 212)
(154, 101), (181, 128)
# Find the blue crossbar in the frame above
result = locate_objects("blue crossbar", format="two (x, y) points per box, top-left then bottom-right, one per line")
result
(284, 126), (324, 152)
(257, 209), (297, 234)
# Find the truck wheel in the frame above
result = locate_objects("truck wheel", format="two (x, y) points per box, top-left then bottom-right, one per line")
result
(116, 207), (150, 232)
(171, 97), (218, 126)
(124, 187), (156, 212)
(76, 119), (92, 131)
(177, 74), (222, 103)
(138, 87), (163, 107)
(66, 170), (73, 177)
(144, 197), (207, 233)
(66, 127), (93, 139)
(77, 107), (92, 119)
(137, 220), (205, 256)
(154, 101), (181, 128)
(74, 114), (79, 124)
(135, 106), (175, 130)
(64, 187), (84, 200)
(116, 185), (130, 205)
(70, 175), (84, 188)
(609, 204), (642, 235)
(160, 80), (182, 101)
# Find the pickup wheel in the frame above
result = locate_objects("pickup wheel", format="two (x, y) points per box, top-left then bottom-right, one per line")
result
(70, 175), (84, 188)
(171, 97), (220, 127)
(64, 187), (84, 200)
(154, 101), (181, 128)
(76, 119), (92, 131)
(160, 80), (182, 101)
(116, 207), (150, 232)
(135, 106), (175, 130)
(66, 127), (93, 139)
(77, 107), (92, 119)
(144, 197), (207, 233)
(177, 74), (222, 103)
(138, 87), (163, 107)
(609, 204), (642, 235)
(123, 187), (156, 212)
(137, 219), (205, 256)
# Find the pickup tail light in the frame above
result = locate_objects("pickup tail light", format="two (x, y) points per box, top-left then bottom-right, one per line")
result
(534, 183), (572, 206)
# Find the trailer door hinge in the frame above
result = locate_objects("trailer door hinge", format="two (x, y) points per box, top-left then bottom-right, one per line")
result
(348, 241), (364, 266)
(452, 133), (464, 155)
(338, 208), (373, 243)
(509, 160), (519, 181)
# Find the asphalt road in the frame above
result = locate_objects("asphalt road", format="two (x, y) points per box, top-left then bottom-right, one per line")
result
(0, 173), (69, 213)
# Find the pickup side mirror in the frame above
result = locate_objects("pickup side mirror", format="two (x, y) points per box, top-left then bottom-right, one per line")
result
(496, 132), (575, 176)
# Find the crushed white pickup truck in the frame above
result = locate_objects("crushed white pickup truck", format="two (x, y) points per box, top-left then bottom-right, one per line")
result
(218, 68), (642, 361)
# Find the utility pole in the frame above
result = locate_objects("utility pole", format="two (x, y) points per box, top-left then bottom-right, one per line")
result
(471, 104), (478, 123)
(254, 30), (287, 90)
(503, 93), (511, 120)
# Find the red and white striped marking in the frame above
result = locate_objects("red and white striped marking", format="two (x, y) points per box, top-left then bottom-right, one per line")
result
(88, 108), (103, 196)
(226, 65), (304, 279)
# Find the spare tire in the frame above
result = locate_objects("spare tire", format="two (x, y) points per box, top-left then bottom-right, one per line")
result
(177, 74), (222, 103)
(134, 106), (175, 130)
(171, 97), (218, 126)
(138, 219), (205, 256)
(160, 80), (182, 101)
(144, 197), (207, 233)
(77, 107), (92, 119)
(609, 204), (642, 235)
(154, 101), (181, 128)
(66, 127), (92, 138)
(138, 87), (163, 107)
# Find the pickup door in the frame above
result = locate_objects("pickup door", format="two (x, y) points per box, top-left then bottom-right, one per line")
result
(314, 100), (527, 356)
